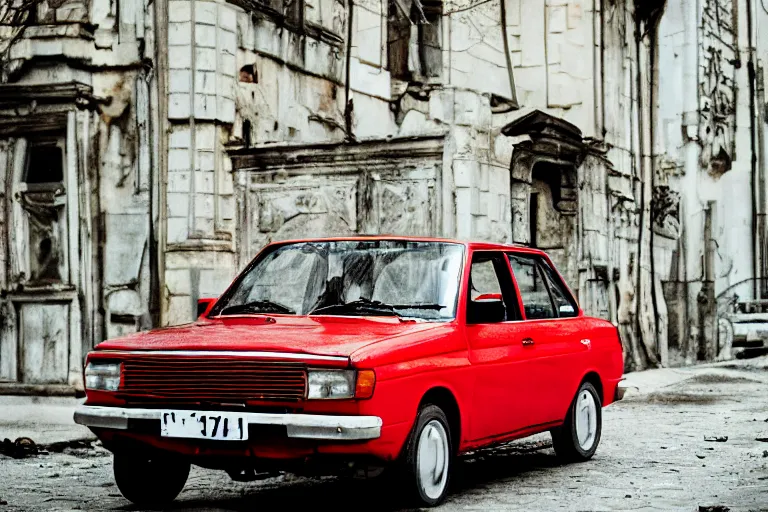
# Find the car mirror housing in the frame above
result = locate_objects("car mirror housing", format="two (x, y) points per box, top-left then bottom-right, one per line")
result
(197, 298), (217, 318)
(475, 293), (503, 302)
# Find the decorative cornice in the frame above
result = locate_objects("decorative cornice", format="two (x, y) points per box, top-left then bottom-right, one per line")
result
(0, 81), (98, 109)
(229, 135), (446, 171)
(503, 109), (586, 167)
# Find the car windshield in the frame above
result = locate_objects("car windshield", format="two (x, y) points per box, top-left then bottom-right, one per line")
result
(211, 240), (465, 321)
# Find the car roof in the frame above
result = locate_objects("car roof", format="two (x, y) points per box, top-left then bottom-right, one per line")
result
(263, 235), (549, 256)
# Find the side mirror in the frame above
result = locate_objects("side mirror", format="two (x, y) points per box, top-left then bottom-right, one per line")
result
(475, 293), (503, 302)
(197, 298), (217, 318)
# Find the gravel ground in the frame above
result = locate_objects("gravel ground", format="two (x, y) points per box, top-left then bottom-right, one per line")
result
(1, 367), (767, 512)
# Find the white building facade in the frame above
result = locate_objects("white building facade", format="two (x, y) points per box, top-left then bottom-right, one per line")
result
(0, 0), (765, 391)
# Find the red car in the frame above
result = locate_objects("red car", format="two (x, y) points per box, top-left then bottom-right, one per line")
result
(74, 237), (626, 507)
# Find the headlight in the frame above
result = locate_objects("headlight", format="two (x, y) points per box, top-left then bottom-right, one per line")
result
(306, 369), (375, 399)
(84, 361), (121, 391)
(307, 370), (355, 399)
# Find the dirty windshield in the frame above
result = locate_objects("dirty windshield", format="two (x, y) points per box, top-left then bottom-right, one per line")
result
(211, 240), (465, 321)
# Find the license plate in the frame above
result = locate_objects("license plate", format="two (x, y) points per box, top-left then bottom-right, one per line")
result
(160, 410), (248, 441)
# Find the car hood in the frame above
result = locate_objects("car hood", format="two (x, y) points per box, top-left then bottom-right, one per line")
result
(94, 315), (448, 359)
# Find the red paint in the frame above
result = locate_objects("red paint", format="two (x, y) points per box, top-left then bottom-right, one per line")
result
(197, 297), (217, 318)
(474, 293), (502, 301)
(85, 237), (624, 462)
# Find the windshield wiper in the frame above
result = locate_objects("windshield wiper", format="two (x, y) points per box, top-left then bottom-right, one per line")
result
(309, 299), (398, 317)
(219, 300), (295, 315)
(389, 303), (445, 310)
(309, 298), (445, 317)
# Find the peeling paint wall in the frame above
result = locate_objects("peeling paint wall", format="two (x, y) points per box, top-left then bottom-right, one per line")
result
(0, 0), (160, 388)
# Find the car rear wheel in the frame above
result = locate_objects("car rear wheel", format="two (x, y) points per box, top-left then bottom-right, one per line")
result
(551, 381), (602, 462)
(113, 451), (190, 507)
(398, 404), (453, 507)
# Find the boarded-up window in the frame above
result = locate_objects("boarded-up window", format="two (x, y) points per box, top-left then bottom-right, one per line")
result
(387, 0), (442, 81)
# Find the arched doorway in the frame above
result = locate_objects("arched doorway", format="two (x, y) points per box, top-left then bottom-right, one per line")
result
(503, 110), (583, 287)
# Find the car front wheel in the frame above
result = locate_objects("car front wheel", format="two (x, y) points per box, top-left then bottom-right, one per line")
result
(399, 404), (453, 507)
(551, 380), (602, 462)
(113, 451), (190, 507)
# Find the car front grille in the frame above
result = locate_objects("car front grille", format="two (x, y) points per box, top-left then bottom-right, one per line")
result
(118, 355), (307, 404)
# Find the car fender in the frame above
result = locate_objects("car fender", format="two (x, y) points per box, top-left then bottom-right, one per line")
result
(358, 361), (473, 452)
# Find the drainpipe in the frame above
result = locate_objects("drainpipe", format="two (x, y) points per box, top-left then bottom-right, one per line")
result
(499, 0), (517, 105)
(595, 0), (605, 138)
(757, 61), (767, 298)
(344, 0), (355, 141)
(754, 0), (767, 299)
(748, 0), (760, 298)
(154, 0), (169, 326)
(681, 0), (701, 364)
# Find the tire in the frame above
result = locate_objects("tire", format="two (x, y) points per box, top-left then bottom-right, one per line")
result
(551, 381), (602, 462)
(398, 404), (453, 507)
(113, 451), (190, 507)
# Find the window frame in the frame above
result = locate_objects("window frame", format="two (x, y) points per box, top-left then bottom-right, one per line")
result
(386, 0), (443, 83)
(538, 257), (579, 318)
(23, 137), (66, 192)
(506, 252), (579, 321)
(465, 250), (522, 324)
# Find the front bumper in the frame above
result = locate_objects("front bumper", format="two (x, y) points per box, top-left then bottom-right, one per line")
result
(74, 406), (382, 441)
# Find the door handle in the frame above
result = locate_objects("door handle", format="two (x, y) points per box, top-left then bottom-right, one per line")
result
(521, 338), (535, 346)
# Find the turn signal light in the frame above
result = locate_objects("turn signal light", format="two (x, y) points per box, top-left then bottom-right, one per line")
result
(355, 370), (376, 399)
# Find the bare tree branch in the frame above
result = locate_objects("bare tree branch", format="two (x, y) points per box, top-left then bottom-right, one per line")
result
(0, 0), (43, 81)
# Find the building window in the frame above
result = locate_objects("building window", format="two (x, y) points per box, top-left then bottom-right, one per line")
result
(20, 138), (67, 284)
(236, 0), (303, 25)
(388, 0), (442, 82)
(23, 142), (64, 187)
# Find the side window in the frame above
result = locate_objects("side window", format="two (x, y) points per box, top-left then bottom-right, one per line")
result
(507, 254), (556, 320)
(540, 261), (578, 317)
(466, 252), (521, 324)
(469, 259), (501, 300)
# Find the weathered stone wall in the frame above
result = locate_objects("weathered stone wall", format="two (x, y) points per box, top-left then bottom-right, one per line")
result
(0, 0), (160, 388)
(2, 0), (766, 384)
(162, 1), (240, 325)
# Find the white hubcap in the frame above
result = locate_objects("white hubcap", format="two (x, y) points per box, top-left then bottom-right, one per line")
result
(417, 420), (450, 500)
(575, 390), (597, 450)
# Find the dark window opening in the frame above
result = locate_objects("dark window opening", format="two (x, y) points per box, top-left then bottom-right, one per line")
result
(242, 119), (252, 147)
(284, 0), (302, 24)
(254, 0), (303, 25)
(387, 0), (442, 82)
(239, 64), (258, 83)
(529, 192), (538, 248)
(24, 142), (64, 185)
(531, 162), (562, 207)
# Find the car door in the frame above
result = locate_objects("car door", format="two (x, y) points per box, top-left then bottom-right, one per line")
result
(465, 250), (534, 442)
(507, 252), (585, 426)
